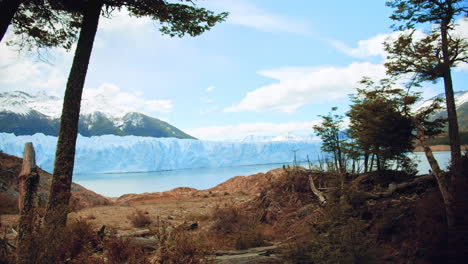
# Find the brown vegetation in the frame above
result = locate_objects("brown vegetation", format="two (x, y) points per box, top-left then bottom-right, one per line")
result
(0, 152), (112, 213)
(127, 209), (152, 228)
(2, 152), (467, 263)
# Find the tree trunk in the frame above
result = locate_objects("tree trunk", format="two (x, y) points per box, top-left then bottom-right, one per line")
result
(44, 0), (103, 230)
(440, 20), (461, 180)
(376, 152), (381, 171)
(417, 123), (455, 228)
(0, 0), (20, 42)
(16, 143), (40, 264)
(364, 152), (369, 173)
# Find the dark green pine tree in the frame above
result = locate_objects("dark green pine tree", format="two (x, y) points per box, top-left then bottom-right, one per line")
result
(384, 0), (468, 177)
(42, 0), (227, 252)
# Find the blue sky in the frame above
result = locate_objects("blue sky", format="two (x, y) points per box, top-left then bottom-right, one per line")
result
(0, 0), (467, 140)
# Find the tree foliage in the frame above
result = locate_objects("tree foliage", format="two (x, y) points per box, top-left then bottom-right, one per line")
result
(1, 0), (81, 50)
(313, 107), (347, 172)
(347, 78), (416, 171)
(384, 30), (467, 82)
(384, 0), (468, 173)
(386, 0), (467, 30)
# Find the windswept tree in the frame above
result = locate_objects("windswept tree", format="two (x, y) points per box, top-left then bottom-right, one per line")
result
(42, 0), (227, 250)
(313, 107), (347, 173)
(347, 78), (415, 172)
(384, 0), (468, 175)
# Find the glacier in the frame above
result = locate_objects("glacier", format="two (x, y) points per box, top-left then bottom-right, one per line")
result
(0, 133), (321, 174)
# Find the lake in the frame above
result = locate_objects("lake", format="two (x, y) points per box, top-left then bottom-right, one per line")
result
(74, 151), (451, 197)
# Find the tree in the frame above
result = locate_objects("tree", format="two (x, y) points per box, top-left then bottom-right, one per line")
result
(42, 0), (227, 250)
(347, 78), (415, 172)
(0, 0), (21, 42)
(384, 0), (468, 177)
(411, 96), (457, 227)
(1, 0), (81, 49)
(313, 107), (347, 173)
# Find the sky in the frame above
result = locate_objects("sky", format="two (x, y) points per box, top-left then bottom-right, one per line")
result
(0, 0), (467, 140)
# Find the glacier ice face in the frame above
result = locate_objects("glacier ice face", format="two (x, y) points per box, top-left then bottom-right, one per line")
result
(0, 133), (320, 174)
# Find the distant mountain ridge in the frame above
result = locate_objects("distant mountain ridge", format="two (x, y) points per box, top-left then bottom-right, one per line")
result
(414, 90), (468, 130)
(0, 91), (195, 139)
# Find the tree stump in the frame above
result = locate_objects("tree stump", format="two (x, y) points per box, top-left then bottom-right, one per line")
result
(16, 142), (40, 264)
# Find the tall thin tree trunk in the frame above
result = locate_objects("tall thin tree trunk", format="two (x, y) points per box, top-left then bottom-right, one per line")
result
(440, 20), (461, 179)
(417, 124), (455, 228)
(364, 152), (369, 173)
(0, 0), (21, 42)
(44, 0), (103, 230)
(376, 153), (381, 171)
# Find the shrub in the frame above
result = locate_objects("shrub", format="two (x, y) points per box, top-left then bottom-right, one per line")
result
(103, 237), (150, 264)
(280, 187), (379, 264)
(127, 209), (152, 228)
(209, 204), (266, 250)
(234, 230), (266, 250)
(149, 217), (214, 264)
(16, 217), (103, 264)
(156, 233), (214, 264)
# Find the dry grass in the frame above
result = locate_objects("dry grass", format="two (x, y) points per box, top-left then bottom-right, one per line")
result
(104, 237), (150, 264)
(127, 209), (152, 228)
(208, 204), (267, 250)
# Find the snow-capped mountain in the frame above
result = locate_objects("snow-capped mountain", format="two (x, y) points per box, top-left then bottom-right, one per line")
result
(413, 90), (468, 113)
(0, 91), (195, 139)
(413, 90), (468, 130)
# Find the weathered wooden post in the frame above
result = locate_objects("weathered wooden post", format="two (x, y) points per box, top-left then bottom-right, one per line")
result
(16, 142), (40, 264)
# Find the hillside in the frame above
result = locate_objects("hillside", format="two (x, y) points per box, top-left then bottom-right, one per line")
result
(1, 157), (467, 263)
(0, 91), (195, 139)
(0, 152), (113, 214)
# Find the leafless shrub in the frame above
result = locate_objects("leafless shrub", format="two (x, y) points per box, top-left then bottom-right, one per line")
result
(127, 209), (152, 228)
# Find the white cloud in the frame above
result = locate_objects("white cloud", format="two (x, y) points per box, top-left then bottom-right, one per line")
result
(81, 83), (173, 117)
(99, 9), (153, 32)
(187, 121), (320, 140)
(329, 32), (399, 58)
(0, 35), (72, 95)
(333, 17), (468, 60)
(225, 62), (386, 113)
(331, 30), (427, 59)
(453, 18), (468, 72)
(206, 85), (215, 92)
(203, 0), (309, 35)
(200, 97), (214, 104)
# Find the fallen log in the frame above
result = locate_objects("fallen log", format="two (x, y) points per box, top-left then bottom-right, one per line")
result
(366, 174), (435, 199)
(309, 175), (327, 204)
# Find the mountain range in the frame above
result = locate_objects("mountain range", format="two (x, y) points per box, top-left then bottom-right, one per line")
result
(413, 90), (468, 130)
(0, 91), (195, 139)
(1, 90), (467, 141)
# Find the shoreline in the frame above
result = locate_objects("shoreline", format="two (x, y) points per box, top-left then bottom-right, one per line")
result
(413, 144), (468, 152)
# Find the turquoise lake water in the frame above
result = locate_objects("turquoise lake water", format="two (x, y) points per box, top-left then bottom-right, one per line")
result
(74, 151), (451, 197)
